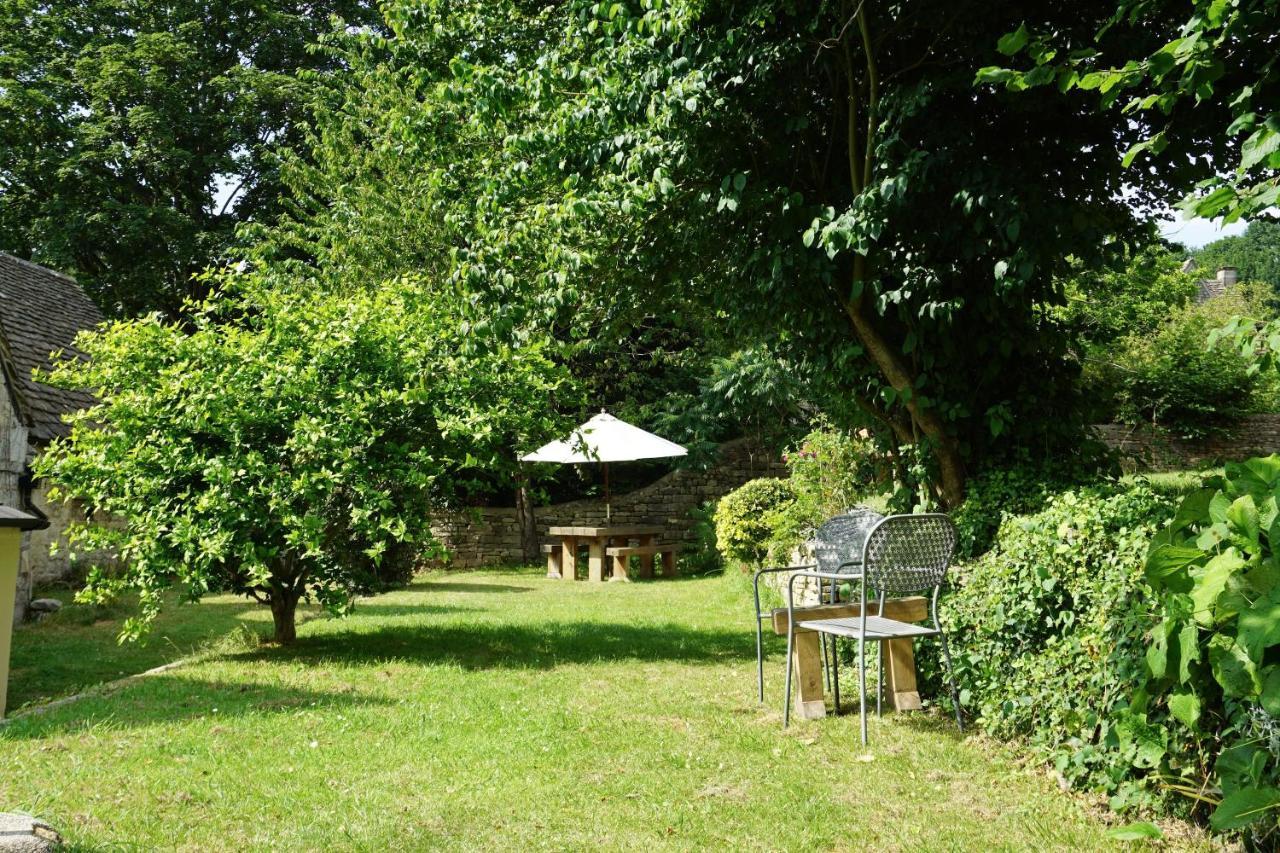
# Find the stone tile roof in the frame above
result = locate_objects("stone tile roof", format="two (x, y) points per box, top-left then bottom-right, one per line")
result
(0, 253), (102, 443)
(1196, 277), (1227, 303)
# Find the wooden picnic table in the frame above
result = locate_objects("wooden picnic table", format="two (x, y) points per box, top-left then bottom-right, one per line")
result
(771, 597), (927, 719)
(546, 525), (665, 582)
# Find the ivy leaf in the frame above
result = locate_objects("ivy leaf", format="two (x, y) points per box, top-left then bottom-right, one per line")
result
(1210, 787), (1280, 832)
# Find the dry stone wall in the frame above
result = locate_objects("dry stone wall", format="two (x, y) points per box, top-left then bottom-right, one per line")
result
(1093, 415), (1280, 471)
(430, 438), (786, 568)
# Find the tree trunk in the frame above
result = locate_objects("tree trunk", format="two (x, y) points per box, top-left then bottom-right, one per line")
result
(269, 586), (300, 645)
(516, 478), (538, 565)
(842, 295), (966, 508)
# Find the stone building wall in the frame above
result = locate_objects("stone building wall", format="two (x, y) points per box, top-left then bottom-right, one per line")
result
(430, 438), (786, 568)
(1093, 415), (1280, 471)
(0, 373), (29, 623)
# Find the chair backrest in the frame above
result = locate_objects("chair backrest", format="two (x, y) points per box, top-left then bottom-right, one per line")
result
(862, 513), (957, 596)
(814, 507), (884, 574)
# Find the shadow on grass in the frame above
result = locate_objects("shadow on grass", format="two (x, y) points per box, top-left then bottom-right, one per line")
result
(415, 580), (535, 594)
(0, 677), (387, 740)
(230, 619), (752, 671)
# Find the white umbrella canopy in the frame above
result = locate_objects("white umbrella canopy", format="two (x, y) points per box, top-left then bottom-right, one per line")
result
(521, 412), (687, 519)
(521, 412), (688, 464)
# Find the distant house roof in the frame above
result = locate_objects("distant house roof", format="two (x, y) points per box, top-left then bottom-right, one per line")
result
(0, 253), (102, 443)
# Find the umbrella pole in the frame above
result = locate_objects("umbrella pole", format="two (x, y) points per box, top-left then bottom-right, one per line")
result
(604, 462), (611, 521)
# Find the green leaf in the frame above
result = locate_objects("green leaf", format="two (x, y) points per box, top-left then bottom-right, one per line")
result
(1226, 494), (1261, 548)
(997, 23), (1029, 56)
(1191, 548), (1244, 625)
(1106, 822), (1162, 841)
(1209, 633), (1261, 698)
(1144, 545), (1203, 592)
(1262, 667), (1280, 717)
(1241, 128), (1280, 171)
(1172, 488), (1215, 533)
(1167, 690), (1200, 728)
(1210, 787), (1280, 832)
(1177, 622), (1199, 684)
(1237, 589), (1280, 659)
(1146, 620), (1170, 679)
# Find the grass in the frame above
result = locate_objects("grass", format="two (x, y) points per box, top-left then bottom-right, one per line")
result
(1, 569), (1192, 850)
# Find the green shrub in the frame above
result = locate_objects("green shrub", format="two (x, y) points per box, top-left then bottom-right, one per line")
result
(950, 462), (1105, 561)
(681, 500), (725, 576)
(713, 478), (797, 568)
(942, 483), (1182, 810)
(1137, 456), (1280, 841)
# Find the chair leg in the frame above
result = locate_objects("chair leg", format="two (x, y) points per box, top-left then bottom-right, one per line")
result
(831, 637), (841, 714)
(857, 636), (868, 745)
(876, 642), (884, 718)
(756, 619), (765, 704)
(939, 631), (963, 733)
(820, 635), (831, 692)
(783, 622), (795, 728)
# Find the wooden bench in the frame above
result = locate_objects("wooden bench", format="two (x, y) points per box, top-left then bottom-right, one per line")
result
(541, 543), (565, 579)
(604, 544), (680, 580)
(770, 597), (927, 720)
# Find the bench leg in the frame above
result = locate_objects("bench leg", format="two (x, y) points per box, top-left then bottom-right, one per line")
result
(661, 550), (677, 577)
(561, 537), (577, 581)
(791, 631), (826, 720)
(639, 534), (655, 578)
(545, 548), (562, 580)
(588, 539), (605, 582)
(885, 638), (922, 711)
(610, 554), (629, 582)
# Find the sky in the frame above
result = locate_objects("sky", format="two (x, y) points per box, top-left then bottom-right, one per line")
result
(1156, 215), (1248, 249)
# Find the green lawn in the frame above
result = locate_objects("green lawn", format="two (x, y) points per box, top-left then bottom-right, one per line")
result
(2, 569), (1188, 850)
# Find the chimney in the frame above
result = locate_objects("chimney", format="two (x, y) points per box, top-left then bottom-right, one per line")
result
(1217, 266), (1239, 288)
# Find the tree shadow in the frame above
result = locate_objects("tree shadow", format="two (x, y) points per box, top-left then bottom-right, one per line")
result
(230, 619), (752, 671)
(0, 677), (387, 741)
(416, 580), (535, 594)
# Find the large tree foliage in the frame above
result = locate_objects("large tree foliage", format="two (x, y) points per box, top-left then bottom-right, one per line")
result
(980, 0), (1279, 223)
(0, 0), (375, 316)
(313, 0), (1168, 506)
(34, 275), (567, 642)
(1195, 221), (1280, 291)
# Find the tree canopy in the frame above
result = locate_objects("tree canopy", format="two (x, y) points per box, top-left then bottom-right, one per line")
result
(298, 0), (1174, 506)
(1195, 221), (1280, 291)
(0, 0), (376, 315)
(35, 275), (567, 642)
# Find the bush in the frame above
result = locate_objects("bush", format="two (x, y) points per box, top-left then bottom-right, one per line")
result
(941, 483), (1182, 810)
(950, 462), (1108, 561)
(1137, 456), (1280, 842)
(1108, 306), (1257, 439)
(713, 478), (797, 568)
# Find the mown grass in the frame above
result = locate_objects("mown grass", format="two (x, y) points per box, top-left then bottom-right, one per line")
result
(1, 569), (1194, 850)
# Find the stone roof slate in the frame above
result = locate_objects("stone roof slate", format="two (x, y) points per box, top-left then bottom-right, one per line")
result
(0, 253), (103, 443)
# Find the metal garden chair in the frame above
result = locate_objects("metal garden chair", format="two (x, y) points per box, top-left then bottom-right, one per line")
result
(782, 513), (963, 744)
(752, 507), (883, 705)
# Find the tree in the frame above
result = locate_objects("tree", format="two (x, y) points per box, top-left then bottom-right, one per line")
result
(334, 0), (1165, 506)
(33, 274), (567, 643)
(1195, 221), (1280, 291)
(978, 0), (1280, 223)
(0, 0), (376, 316)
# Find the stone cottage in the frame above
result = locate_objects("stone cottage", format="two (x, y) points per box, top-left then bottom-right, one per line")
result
(1181, 258), (1240, 303)
(0, 253), (102, 621)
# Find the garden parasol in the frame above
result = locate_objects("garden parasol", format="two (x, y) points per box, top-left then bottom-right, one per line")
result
(520, 411), (687, 519)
